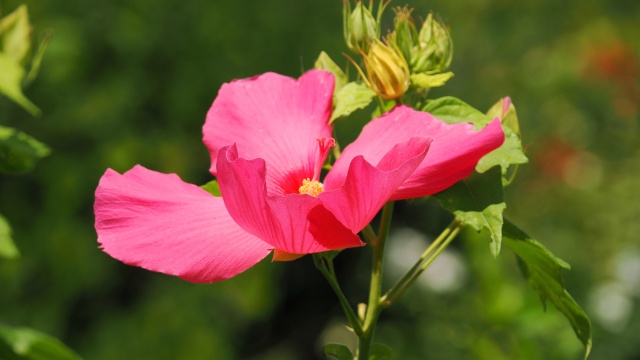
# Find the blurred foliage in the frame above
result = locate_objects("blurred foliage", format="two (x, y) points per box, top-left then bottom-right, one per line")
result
(0, 0), (638, 359)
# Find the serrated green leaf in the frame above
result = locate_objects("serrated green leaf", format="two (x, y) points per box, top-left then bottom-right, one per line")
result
(0, 214), (19, 259)
(314, 51), (348, 92)
(410, 71), (454, 89)
(0, 126), (50, 174)
(475, 125), (528, 178)
(200, 180), (221, 197)
(502, 219), (592, 359)
(434, 167), (505, 256)
(0, 54), (39, 116)
(330, 81), (376, 123)
(0, 323), (83, 360)
(322, 343), (353, 360)
(370, 343), (394, 359)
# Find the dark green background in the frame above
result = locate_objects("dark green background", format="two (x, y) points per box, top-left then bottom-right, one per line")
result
(1, 0), (639, 359)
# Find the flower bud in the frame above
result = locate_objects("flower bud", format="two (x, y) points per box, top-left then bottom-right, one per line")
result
(355, 39), (410, 100)
(411, 13), (453, 74)
(343, 1), (378, 53)
(390, 6), (418, 65)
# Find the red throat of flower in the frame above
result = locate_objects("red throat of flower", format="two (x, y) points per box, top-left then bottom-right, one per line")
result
(298, 137), (335, 197)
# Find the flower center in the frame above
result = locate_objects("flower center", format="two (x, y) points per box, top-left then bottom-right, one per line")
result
(299, 178), (324, 196)
(298, 137), (335, 197)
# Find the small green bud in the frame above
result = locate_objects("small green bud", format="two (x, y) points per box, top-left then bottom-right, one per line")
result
(390, 6), (418, 65)
(411, 13), (453, 74)
(343, 1), (378, 53)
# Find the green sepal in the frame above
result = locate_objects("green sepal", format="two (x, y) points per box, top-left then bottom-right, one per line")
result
(0, 126), (50, 174)
(330, 81), (376, 123)
(410, 71), (454, 89)
(200, 180), (221, 197)
(0, 214), (19, 259)
(422, 96), (528, 184)
(502, 219), (592, 359)
(322, 343), (353, 360)
(434, 166), (505, 257)
(0, 323), (83, 360)
(314, 51), (348, 92)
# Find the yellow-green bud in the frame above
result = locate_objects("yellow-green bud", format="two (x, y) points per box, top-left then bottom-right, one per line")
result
(411, 13), (453, 74)
(354, 39), (410, 100)
(343, 1), (378, 53)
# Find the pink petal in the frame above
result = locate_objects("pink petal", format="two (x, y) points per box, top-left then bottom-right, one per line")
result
(320, 137), (431, 232)
(204, 70), (335, 196)
(94, 166), (272, 283)
(325, 106), (504, 200)
(216, 145), (363, 254)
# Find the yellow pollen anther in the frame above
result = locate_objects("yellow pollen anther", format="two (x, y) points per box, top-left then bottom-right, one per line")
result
(298, 178), (324, 197)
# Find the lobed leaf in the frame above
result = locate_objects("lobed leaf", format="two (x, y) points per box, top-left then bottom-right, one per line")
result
(502, 219), (592, 359)
(330, 81), (376, 123)
(434, 166), (505, 256)
(314, 51), (348, 92)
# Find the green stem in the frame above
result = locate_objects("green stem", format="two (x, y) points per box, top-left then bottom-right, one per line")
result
(361, 224), (378, 247)
(382, 220), (462, 307)
(313, 254), (363, 335)
(356, 201), (394, 360)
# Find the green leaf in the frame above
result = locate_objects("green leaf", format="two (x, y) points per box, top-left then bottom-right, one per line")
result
(502, 219), (592, 359)
(330, 81), (376, 123)
(0, 214), (19, 259)
(370, 343), (394, 359)
(422, 96), (528, 184)
(0, 54), (40, 116)
(434, 166), (505, 256)
(410, 71), (454, 89)
(322, 343), (353, 360)
(200, 180), (221, 197)
(0, 126), (50, 174)
(314, 51), (348, 92)
(0, 323), (83, 360)
(421, 96), (492, 129)
(476, 97), (528, 181)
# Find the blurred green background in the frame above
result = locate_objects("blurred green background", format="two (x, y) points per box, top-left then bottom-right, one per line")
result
(1, 0), (638, 359)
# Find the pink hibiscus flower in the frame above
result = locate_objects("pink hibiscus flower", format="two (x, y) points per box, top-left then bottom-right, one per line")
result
(94, 70), (504, 283)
